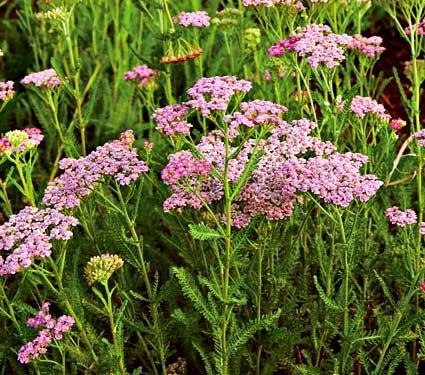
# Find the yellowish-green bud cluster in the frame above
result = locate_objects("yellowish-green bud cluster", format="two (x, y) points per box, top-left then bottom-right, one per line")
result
(84, 253), (124, 286)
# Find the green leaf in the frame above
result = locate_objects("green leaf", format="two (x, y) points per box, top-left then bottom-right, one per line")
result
(189, 223), (223, 241)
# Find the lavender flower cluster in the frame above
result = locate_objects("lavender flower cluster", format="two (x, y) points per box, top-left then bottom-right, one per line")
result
(173, 11), (210, 27)
(0, 81), (14, 101)
(349, 96), (391, 121)
(20, 69), (62, 88)
(123, 64), (157, 86)
(43, 130), (149, 209)
(405, 21), (425, 36)
(18, 302), (74, 364)
(268, 24), (385, 68)
(0, 207), (79, 276)
(161, 92), (382, 226)
(0, 128), (43, 154)
(385, 206), (418, 227)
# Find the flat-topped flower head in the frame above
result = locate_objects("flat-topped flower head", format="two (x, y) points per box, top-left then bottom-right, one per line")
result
(0, 81), (15, 101)
(186, 76), (252, 116)
(162, 117), (382, 226)
(412, 130), (425, 147)
(224, 100), (288, 129)
(348, 35), (385, 57)
(18, 302), (74, 364)
(153, 104), (192, 136)
(21, 69), (62, 88)
(173, 11), (210, 27)
(242, 0), (305, 8)
(385, 206), (417, 227)
(84, 253), (124, 286)
(43, 130), (148, 209)
(268, 24), (352, 69)
(0, 207), (79, 276)
(0, 128), (43, 155)
(349, 96), (390, 121)
(123, 64), (157, 86)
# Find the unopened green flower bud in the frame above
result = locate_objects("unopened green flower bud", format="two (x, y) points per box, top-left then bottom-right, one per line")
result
(84, 253), (124, 286)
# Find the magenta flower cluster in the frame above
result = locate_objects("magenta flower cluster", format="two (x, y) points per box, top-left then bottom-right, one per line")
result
(153, 104), (192, 136)
(43, 130), (148, 209)
(162, 108), (382, 226)
(0, 207), (79, 276)
(173, 11), (210, 27)
(349, 96), (390, 121)
(412, 130), (425, 147)
(405, 21), (425, 36)
(268, 24), (384, 68)
(21, 69), (62, 88)
(186, 76), (252, 116)
(385, 206), (417, 227)
(123, 64), (157, 86)
(223, 100), (288, 130)
(242, 0), (305, 9)
(0, 81), (14, 101)
(18, 302), (74, 364)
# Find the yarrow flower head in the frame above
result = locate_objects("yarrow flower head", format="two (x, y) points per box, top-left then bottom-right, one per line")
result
(412, 130), (425, 147)
(21, 69), (62, 88)
(162, 111), (382, 226)
(268, 24), (384, 68)
(123, 64), (157, 86)
(84, 253), (124, 286)
(43, 130), (148, 209)
(242, 0), (305, 9)
(385, 206), (417, 227)
(18, 303), (74, 364)
(349, 96), (390, 121)
(268, 24), (352, 68)
(0, 81), (15, 102)
(420, 222), (425, 235)
(173, 11), (210, 27)
(405, 21), (425, 36)
(153, 104), (192, 136)
(348, 34), (385, 57)
(0, 207), (78, 276)
(36, 7), (68, 22)
(419, 281), (425, 292)
(186, 76), (252, 116)
(390, 118), (406, 131)
(0, 128), (43, 155)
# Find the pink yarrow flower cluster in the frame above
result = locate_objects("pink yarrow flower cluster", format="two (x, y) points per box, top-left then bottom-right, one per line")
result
(0, 81), (14, 101)
(162, 112), (382, 226)
(186, 76), (252, 116)
(123, 64), (157, 86)
(223, 100), (288, 130)
(0, 207), (78, 276)
(173, 11), (210, 27)
(268, 24), (384, 68)
(412, 130), (425, 147)
(385, 206), (417, 227)
(18, 302), (74, 364)
(0, 128), (43, 154)
(153, 104), (192, 136)
(43, 130), (148, 209)
(242, 0), (305, 9)
(21, 69), (62, 88)
(349, 96), (390, 121)
(405, 21), (425, 36)
(348, 35), (385, 57)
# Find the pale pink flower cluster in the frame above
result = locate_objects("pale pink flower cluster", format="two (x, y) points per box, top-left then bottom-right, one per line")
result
(390, 118), (406, 130)
(0, 207), (79, 276)
(268, 24), (384, 68)
(123, 64), (157, 86)
(405, 21), (425, 36)
(18, 302), (74, 364)
(153, 104), (192, 136)
(223, 100), (288, 130)
(173, 11), (210, 27)
(385, 206), (417, 227)
(0, 81), (14, 101)
(43, 130), (148, 209)
(412, 130), (425, 147)
(349, 96), (390, 121)
(186, 76), (252, 116)
(162, 109), (382, 226)
(0, 128), (43, 154)
(242, 0), (305, 8)
(420, 222), (425, 235)
(21, 69), (62, 88)
(348, 35), (385, 57)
